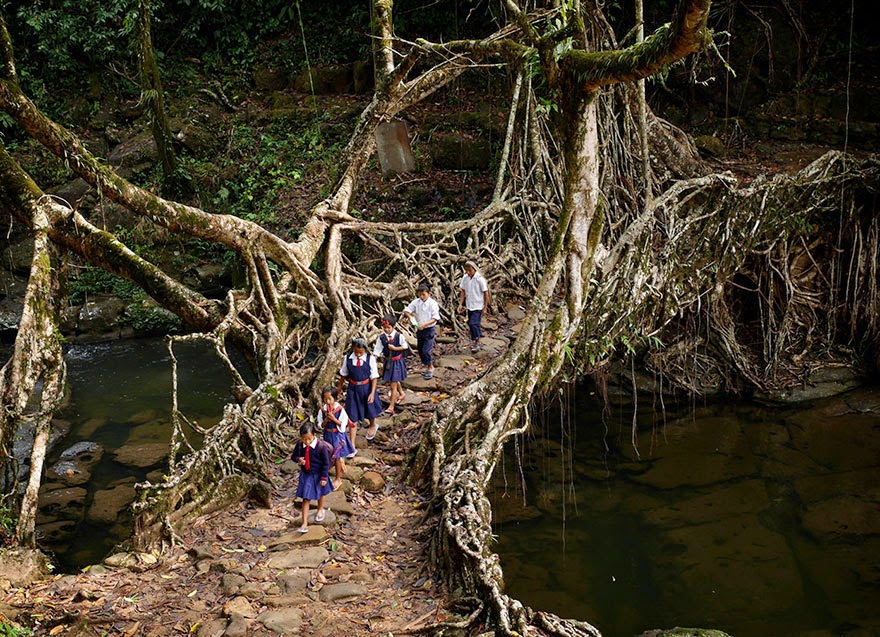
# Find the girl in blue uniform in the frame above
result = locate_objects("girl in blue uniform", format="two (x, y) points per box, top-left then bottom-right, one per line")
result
(337, 336), (384, 449)
(317, 386), (355, 489)
(373, 315), (408, 416)
(290, 422), (333, 533)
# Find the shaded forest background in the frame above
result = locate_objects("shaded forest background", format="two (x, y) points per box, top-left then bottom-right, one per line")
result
(2, 0), (877, 351)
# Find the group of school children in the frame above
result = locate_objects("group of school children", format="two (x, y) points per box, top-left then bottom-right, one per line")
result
(290, 262), (490, 533)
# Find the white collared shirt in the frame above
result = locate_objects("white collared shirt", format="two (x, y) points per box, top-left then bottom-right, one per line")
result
(459, 272), (488, 310)
(404, 296), (440, 325)
(339, 352), (379, 378)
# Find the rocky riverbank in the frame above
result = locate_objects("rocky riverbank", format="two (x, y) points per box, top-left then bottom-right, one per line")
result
(0, 308), (524, 636)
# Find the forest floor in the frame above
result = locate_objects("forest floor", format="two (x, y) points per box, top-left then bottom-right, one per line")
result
(1, 311), (522, 636)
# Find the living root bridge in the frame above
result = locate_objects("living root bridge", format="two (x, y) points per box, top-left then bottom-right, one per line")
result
(411, 151), (879, 637)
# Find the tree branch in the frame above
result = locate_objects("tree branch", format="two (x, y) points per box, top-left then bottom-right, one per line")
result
(561, 0), (711, 88)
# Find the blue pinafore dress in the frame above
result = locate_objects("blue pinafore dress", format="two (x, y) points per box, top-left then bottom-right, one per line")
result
(380, 333), (408, 382)
(322, 405), (356, 459)
(345, 353), (384, 423)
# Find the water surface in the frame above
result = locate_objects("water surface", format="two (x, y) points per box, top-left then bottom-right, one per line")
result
(39, 338), (238, 570)
(491, 386), (880, 636)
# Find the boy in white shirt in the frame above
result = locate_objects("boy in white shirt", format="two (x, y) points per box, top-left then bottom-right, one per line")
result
(403, 283), (440, 379)
(457, 260), (489, 353)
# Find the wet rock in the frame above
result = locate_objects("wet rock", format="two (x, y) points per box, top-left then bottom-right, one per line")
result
(266, 546), (329, 569)
(627, 416), (756, 489)
(318, 582), (368, 602)
(38, 486), (88, 521)
(644, 480), (770, 528)
(801, 496), (880, 537)
(222, 573), (246, 595)
(764, 366), (862, 402)
(34, 520), (75, 546)
(127, 408), (160, 424)
(278, 570), (310, 594)
(112, 442), (168, 468)
(87, 478), (137, 524)
(0, 548), (50, 588)
(655, 515), (802, 619)
(197, 619), (227, 637)
(786, 410), (880, 471)
(46, 442), (104, 487)
(360, 471), (385, 493)
(77, 295), (127, 335)
(223, 613), (247, 637)
(257, 607), (304, 634)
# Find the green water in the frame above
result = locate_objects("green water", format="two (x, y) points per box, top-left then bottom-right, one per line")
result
(491, 386), (880, 637)
(39, 338), (239, 571)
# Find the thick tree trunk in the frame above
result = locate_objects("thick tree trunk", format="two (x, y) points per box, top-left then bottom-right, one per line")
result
(136, 0), (177, 182)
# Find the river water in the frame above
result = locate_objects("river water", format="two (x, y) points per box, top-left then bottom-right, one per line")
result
(491, 385), (880, 636)
(36, 338), (236, 571)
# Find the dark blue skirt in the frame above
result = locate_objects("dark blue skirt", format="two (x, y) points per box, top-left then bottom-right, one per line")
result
(345, 383), (384, 422)
(324, 428), (355, 459)
(382, 356), (408, 382)
(296, 471), (332, 501)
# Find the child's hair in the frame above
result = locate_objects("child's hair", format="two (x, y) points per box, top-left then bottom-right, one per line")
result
(299, 422), (315, 436)
(321, 385), (338, 400)
(381, 314), (396, 326)
(351, 336), (368, 349)
(417, 283), (431, 293)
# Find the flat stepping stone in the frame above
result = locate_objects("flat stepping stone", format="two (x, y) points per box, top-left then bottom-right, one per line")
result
(401, 375), (440, 391)
(307, 509), (337, 526)
(482, 318), (499, 330)
(436, 335), (457, 344)
(349, 455), (377, 467)
(437, 354), (475, 371)
(398, 392), (429, 405)
(277, 570), (310, 594)
(257, 607), (304, 634)
(480, 336), (509, 350)
(270, 526), (329, 549)
(266, 546), (329, 569)
(318, 582), (368, 602)
(324, 490), (355, 515)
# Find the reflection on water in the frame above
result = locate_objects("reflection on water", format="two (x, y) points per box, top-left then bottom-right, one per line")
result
(491, 385), (880, 636)
(38, 338), (240, 571)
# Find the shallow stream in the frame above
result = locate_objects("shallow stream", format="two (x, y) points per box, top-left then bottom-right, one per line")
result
(491, 385), (880, 636)
(36, 338), (236, 571)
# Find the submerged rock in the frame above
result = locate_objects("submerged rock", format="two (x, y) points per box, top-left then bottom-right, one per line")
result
(112, 442), (168, 468)
(87, 478), (137, 524)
